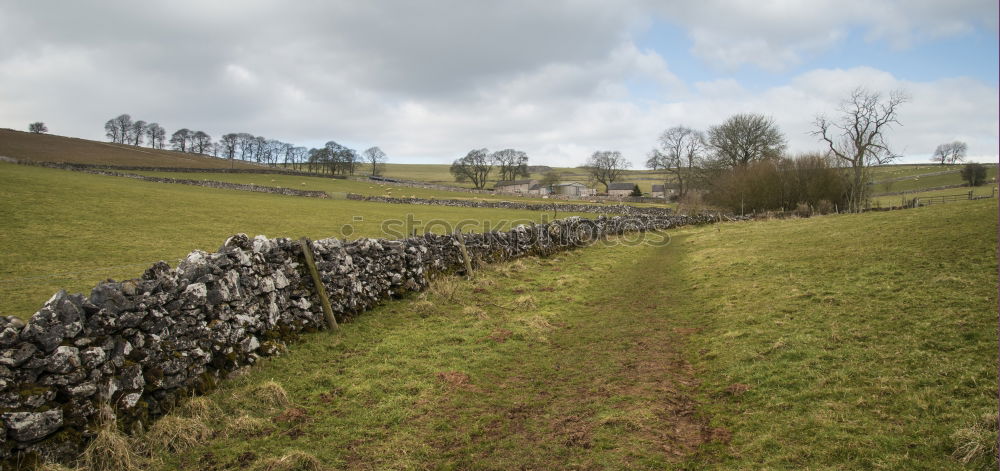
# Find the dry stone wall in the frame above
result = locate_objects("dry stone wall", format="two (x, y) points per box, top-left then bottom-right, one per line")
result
(0, 214), (727, 467)
(346, 194), (681, 217)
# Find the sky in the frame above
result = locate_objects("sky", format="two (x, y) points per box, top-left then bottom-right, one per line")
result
(1, 0), (997, 166)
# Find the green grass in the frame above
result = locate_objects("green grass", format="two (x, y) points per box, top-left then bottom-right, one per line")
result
(871, 165), (998, 194)
(380, 163), (674, 194)
(131, 169), (574, 204)
(136, 199), (996, 470)
(872, 186), (998, 207)
(0, 162), (586, 319)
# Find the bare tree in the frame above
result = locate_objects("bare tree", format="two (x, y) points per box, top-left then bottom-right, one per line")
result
(28, 122), (47, 134)
(145, 123), (165, 149)
(363, 146), (387, 176)
(170, 128), (192, 152)
(104, 114), (133, 144)
(539, 170), (560, 188)
(492, 149), (530, 181)
(219, 133), (239, 160)
(111, 114), (133, 144)
(450, 148), (494, 189)
(291, 146), (308, 171)
(707, 113), (785, 168)
(584, 150), (630, 192)
(191, 131), (212, 154)
(236, 133), (255, 161)
(931, 141), (968, 165)
(647, 126), (705, 198)
(814, 87), (908, 212)
(129, 120), (147, 146)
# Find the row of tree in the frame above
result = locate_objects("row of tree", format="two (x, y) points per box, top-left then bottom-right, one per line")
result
(449, 148), (531, 188)
(101, 114), (387, 175)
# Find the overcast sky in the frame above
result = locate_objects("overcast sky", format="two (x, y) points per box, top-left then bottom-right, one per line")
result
(1, 1), (997, 166)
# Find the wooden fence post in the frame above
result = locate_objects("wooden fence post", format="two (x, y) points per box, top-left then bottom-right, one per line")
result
(454, 230), (474, 279)
(297, 237), (339, 331)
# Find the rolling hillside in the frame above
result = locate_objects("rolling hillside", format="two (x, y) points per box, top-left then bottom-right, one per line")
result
(0, 128), (263, 169)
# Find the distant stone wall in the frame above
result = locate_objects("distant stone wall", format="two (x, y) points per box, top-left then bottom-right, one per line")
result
(0, 213), (733, 466)
(10, 160), (331, 198)
(8, 159), (346, 179)
(346, 194), (678, 217)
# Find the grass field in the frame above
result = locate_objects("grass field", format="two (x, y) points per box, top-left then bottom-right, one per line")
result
(0, 162), (588, 319)
(873, 186), (998, 207)
(123, 198), (997, 470)
(0, 128), (263, 169)
(130, 169), (583, 204)
(873, 168), (998, 193)
(380, 163), (674, 193)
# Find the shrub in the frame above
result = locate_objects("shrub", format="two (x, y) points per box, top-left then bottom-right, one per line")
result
(704, 154), (848, 213)
(961, 163), (987, 186)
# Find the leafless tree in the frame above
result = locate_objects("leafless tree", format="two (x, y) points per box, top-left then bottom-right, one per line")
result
(170, 128), (192, 152)
(145, 123), (165, 149)
(219, 133), (239, 160)
(492, 149), (530, 181)
(191, 131), (212, 154)
(647, 126), (705, 198)
(28, 122), (47, 134)
(707, 113), (785, 168)
(813, 87), (908, 212)
(129, 120), (147, 146)
(450, 148), (494, 189)
(363, 146), (387, 176)
(104, 114), (133, 144)
(584, 150), (630, 192)
(931, 141), (967, 165)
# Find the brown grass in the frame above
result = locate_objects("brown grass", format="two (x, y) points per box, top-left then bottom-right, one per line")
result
(144, 415), (212, 453)
(239, 380), (291, 409)
(81, 423), (144, 471)
(252, 450), (325, 471)
(0, 128), (262, 168)
(225, 414), (271, 438)
(952, 412), (999, 467)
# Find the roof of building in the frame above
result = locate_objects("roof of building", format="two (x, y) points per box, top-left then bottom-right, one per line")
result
(528, 184), (542, 191)
(652, 184), (664, 192)
(494, 179), (536, 187)
(555, 181), (587, 187)
(607, 182), (637, 191)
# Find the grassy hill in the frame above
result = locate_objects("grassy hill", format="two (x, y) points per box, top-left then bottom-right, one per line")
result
(128, 198), (996, 470)
(0, 128), (263, 168)
(0, 162), (586, 319)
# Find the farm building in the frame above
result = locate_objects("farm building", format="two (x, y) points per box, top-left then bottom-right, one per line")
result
(494, 179), (537, 194)
(527, 183), (550, 196)
(607, 182), (637, 197)
(651, 183), (679, 198)
(554, 182), (595, 197)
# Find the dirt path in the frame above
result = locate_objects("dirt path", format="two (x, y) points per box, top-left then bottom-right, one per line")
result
(388, 237), (723, 469)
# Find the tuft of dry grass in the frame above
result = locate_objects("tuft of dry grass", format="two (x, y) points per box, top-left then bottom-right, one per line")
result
(461, 305), (488, 319)
(81, 421), (144, 471)
(428, 276), (461, 301)
(144, 415), (212, 453)
(225, 413), (271, 438)
(36, 463), (80, 471)
(952, 412), (999, 467)
(411, 300), (436, 316)
(253, 450), (325, 471)
(240, 380), (291, 409)
(177, 396), (220, 422)
(511, 295), (537, 310)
